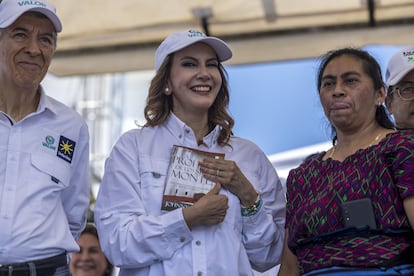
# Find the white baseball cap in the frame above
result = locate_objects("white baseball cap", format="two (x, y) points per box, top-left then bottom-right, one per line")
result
(155, 29), (232, 71)
(0, 0), (62, 32)
(385, 47), (414, 87)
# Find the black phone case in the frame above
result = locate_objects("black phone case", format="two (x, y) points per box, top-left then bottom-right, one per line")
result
(341, 198), (377, 230)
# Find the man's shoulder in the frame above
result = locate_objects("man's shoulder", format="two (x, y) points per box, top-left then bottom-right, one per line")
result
(45, 95), (74, 110)
(45, 95), (84, 121)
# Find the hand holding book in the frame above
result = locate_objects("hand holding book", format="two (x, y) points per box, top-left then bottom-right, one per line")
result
(161, 145), (225, 211)
(182, 183), (229, 230)
(199, 158), (259, 207)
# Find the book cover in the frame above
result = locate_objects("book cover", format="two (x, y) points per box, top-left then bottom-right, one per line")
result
(161, 145), (225, 211)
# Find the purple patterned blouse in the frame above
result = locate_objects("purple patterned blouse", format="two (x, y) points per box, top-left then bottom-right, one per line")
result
(285, 131), (414, 274)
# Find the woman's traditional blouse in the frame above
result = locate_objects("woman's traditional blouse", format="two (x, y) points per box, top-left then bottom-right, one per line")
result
(286, 131), (414, 274)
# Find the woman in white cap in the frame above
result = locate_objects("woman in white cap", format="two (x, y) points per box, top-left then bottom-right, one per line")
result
(94, 30), (286, 276)
(385, 47), (414, 130)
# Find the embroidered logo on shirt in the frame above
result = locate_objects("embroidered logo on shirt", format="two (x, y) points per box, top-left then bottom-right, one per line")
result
(57, 135), (76, 163)
(42, 135), (57, 151)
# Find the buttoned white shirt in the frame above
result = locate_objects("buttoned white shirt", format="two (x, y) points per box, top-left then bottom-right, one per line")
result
(0, 87), (90, 263)
(94, 113), (286, 276)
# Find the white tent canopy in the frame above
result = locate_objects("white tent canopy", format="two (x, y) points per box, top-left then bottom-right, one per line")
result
(47, 0), (414, 76)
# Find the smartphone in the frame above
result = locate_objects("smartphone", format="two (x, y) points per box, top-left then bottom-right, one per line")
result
(341, 198), (377, 230)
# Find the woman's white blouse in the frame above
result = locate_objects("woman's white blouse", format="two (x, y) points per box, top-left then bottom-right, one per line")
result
(94, 113), (286, 276)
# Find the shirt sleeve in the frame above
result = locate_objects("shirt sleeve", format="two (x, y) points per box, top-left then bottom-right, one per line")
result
(240, 149), (286, 272)
(61, 122), (90, 240)
(94, 131), (193, 267)
(392, 131), (414, 199)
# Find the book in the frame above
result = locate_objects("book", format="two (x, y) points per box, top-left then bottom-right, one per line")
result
(161, 145), (225, 211)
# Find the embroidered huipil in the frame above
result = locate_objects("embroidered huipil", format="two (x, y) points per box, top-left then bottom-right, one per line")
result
(94, 113), (286, 276)
(285, 131), (414, 274)
(0, 88), (90, 262)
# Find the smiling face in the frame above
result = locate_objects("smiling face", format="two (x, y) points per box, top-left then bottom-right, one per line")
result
(69, 233), (109, 276)
(386, 70), (414, 130)
(0, 12), (56, 90)
(319, 54), (385, 132)
(167, 42), (222, 119)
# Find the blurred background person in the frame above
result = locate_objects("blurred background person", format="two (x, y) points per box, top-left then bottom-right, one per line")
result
(385, 46), (414, 130)
(70, 223), (114, 276)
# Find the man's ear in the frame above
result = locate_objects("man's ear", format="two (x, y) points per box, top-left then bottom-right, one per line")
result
(385, 96), (393, 115)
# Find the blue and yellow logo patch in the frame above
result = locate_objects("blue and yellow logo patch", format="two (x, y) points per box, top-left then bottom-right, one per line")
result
(57, 135), (76, 163)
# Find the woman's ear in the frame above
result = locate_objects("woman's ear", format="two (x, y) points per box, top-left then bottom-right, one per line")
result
(376, 86), (387, 106)
(164, 79), (172, 95)
(164, 87), (171, 95)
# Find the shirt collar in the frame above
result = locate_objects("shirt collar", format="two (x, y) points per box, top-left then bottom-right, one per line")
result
(36, 86), (59, 115)
(165, 112), (221, 148)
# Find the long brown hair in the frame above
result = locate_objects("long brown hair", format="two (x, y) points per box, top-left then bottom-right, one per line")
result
(143, 54), (234, 147)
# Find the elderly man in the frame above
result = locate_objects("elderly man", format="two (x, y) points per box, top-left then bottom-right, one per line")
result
(385, 47), (414, 130)
(0, 0), (90, 275)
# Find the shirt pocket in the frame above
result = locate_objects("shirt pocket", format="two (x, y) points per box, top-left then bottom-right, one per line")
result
(30, 152), (71, 191)
(139, 155), (169, 214)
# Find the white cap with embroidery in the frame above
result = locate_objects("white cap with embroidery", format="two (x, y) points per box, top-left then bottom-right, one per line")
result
(0, 0), (62, 32)
(155, 29), (232, 71)
(386, 47), (414, 87)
